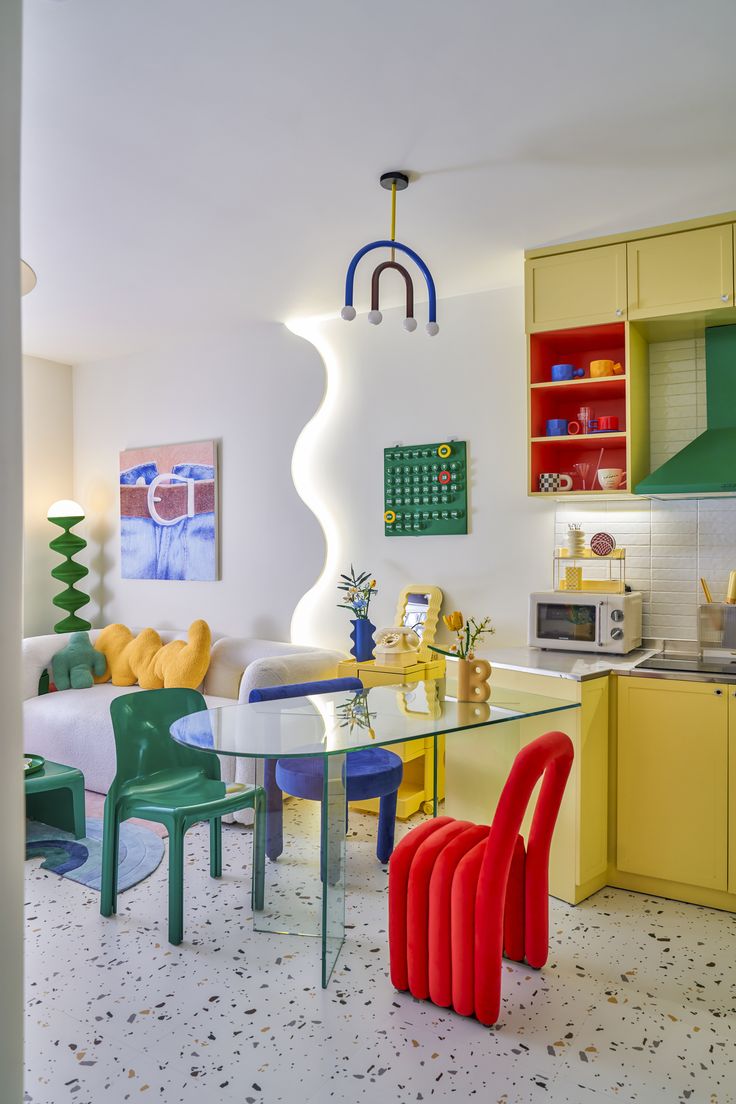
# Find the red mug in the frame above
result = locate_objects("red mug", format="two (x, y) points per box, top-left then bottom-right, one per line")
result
(598, 415), (619, 431)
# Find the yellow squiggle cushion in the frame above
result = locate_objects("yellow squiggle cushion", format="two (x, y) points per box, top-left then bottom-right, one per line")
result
(127, 627), (165, 690)
(154, 620), (212, 689)
(93, 621), (211, 689)
(94, 624), (135, 686)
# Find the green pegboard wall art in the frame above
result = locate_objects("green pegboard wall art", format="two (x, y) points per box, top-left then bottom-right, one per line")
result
(384, 440), (468, 537)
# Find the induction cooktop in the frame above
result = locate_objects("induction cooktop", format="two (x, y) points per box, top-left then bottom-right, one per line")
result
(634, 652), (736, 676)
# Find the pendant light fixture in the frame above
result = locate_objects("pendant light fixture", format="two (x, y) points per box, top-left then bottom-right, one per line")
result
(341, 172), (439, 335)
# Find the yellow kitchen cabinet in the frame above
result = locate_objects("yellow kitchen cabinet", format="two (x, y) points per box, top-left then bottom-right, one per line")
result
(730, 689), (736, 895)
(617, 676), (728, 891)
(444, 669), (608, 905)
(525, 243), (627, 332)
(627, 224), (734, 319)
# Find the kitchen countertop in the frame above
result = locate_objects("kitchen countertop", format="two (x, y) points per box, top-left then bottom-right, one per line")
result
(482, 645), (736, 684)
(482, 646), (659, 682)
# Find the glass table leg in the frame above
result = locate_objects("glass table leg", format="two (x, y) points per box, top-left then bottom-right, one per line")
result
(249, 755), (347, 989)
(321, 752), (346, 988)
(252, 756), (321, 938)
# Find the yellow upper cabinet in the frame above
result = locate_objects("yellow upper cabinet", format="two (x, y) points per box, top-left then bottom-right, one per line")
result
(617, 676), (728, 891)
(525, 243), (627, 332)
(627, 224), (734, 319)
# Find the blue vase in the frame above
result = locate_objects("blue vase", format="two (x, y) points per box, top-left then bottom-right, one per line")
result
(350, 618), (376, 662)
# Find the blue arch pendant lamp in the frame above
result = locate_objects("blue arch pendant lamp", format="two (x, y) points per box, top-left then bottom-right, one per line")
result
(341, 171), (439, 336)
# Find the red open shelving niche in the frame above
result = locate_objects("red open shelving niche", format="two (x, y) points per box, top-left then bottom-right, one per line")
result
(529, 323), (628, 494)
(529, 322), (625, 384)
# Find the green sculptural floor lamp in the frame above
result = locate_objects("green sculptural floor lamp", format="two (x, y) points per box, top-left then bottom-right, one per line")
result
(47, 499), (91, 633)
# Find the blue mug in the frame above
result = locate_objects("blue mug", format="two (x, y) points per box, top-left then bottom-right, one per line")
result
(546, 418), (568, 436)
(551, 363), (584, 381)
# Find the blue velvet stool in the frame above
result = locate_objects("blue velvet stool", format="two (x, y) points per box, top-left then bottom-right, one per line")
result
(249, 679), (403, 865)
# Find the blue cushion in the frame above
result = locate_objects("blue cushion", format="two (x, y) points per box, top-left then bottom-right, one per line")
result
(276, 747), (403, 803)
(249, 677), (363, 703)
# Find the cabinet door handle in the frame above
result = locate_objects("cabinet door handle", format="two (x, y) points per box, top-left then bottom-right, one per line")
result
(721, 294), (730, 303)
(615, 308), (624, 316)
(714, 688), (723, 695)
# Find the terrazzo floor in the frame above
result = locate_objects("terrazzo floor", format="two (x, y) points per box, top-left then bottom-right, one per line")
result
(24, 801), (736, 1104)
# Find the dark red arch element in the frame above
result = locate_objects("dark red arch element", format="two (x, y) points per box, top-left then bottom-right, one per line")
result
(371, 260), (415, 321)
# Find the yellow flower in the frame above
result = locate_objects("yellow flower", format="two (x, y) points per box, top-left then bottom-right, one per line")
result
(370, 579), (376, 588)
(443, 610), (464, 632)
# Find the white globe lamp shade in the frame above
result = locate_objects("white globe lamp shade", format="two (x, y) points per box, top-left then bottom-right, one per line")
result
(21, 260), (37, 296)
(367, 310), (383, 325)
(47, 499), (85, 520)
(403, 317), (418, 332)
(426, 321), (439, 336)
(340, 305), (356, 321)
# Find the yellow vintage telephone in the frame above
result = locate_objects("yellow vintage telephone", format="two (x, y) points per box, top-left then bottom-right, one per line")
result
(373, 626), (421, 668)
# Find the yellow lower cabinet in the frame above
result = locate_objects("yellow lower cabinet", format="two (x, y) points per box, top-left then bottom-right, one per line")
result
(617, 676), (728, 891)
(730, 690), (736, 895)
(444, 669), (609, 905)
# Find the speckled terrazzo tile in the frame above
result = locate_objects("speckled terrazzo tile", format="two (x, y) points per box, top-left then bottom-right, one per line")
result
(548, 888), (736, 1015)
(546, 985), (734, 1101)
(24, 808), (736, 1103)
(24, 1003), (174, 1104)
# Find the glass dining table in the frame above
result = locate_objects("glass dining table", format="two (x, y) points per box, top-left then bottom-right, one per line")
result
(170, 679), (579, 987)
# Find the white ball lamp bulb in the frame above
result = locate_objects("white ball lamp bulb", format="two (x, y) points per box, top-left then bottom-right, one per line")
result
(47, 499), (85, 519)
(341, 305), (356, 321)
(367, 310), (383, 325)
(403, 317), (417, 332)
(426, 321), (440, 336)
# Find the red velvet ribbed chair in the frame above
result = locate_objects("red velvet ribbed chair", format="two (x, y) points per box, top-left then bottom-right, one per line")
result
(388, 730), (574, 1025)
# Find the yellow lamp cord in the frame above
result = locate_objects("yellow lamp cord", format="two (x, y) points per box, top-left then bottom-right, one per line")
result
(390, 181), (396, 262)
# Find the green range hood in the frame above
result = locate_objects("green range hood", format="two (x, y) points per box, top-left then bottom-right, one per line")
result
(635, 324), (736, 495)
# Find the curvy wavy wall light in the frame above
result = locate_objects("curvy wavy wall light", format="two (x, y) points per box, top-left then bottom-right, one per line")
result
(341, 172), (439, 336)
(286, 314), (344, 646)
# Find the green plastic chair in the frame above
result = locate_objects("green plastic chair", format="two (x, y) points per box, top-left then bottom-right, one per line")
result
(100, 688), (265, 945)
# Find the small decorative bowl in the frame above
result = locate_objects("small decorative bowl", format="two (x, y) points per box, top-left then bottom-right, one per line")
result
(590, 532), (616, 556)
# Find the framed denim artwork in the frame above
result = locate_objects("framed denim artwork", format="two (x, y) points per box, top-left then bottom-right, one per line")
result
(119, 440), (219, 581)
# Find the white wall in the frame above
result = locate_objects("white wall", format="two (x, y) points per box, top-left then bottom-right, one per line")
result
(294, 287), (555, 652)
(0, 1), (24, 1099)
(22, 355), (74, 635)
(73, 321), (326, 640)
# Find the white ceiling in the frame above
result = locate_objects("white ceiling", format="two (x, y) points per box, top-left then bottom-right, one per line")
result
(20, 0), (736, 363)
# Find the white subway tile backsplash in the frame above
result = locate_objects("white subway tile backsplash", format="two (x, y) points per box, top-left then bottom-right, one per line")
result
(550, 342), (736, 640)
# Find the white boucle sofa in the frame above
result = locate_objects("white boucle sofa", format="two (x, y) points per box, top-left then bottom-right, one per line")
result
(23, 630), (344, 825)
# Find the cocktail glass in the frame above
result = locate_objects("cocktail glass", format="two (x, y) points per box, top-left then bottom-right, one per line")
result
(572, 462), (590, 491)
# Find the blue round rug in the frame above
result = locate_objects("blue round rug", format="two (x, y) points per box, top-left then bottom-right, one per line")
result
(26, 817), (165, 893)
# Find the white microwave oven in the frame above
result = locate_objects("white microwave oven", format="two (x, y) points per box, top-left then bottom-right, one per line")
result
(529, 591), (642, 654)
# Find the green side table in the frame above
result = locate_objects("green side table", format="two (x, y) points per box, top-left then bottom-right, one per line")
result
(25, 760), (86, 839)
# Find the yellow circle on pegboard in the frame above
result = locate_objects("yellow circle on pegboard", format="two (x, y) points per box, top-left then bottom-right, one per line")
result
(437, 443), (452, 459)
(384, 510), (396, 524)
